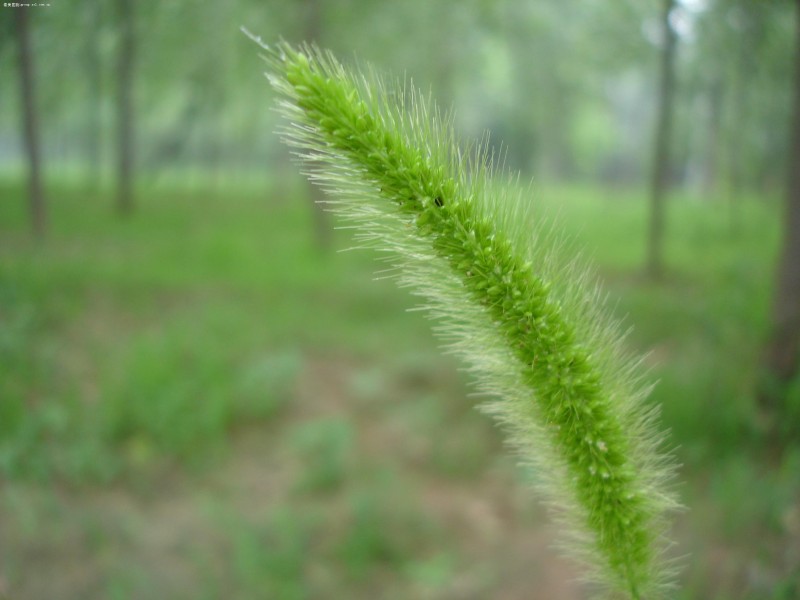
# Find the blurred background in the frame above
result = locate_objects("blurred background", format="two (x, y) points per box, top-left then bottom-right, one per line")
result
(1, 0), (799, 598)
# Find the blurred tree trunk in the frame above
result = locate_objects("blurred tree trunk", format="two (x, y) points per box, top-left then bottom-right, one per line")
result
(85, 3), (103, 188)
(760, 0), (800, 440)
(207, 1), (227, 193)
(431, 1), (458, 111)
(15, 6), (46, 238)
(702, 80), (723, 200)
(301, 0), (332, 250)
(548, 76), (574, 179)
(725, 17), (750, 235)
(646, 0), (677, 279)
(116, 0), (135, 215)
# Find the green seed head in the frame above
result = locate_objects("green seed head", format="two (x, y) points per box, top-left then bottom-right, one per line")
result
(248, 34), (681, 599)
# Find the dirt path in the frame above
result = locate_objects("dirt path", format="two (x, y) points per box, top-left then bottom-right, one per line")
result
(1, 354), (586, 599)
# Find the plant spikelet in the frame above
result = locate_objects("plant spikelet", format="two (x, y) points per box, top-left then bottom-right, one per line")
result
(247, 33), (680, 599)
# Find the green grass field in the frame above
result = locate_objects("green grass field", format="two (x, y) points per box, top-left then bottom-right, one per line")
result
(1, 175), (798, 599)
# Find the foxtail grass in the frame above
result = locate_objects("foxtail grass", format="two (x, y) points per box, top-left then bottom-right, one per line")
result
(247, 33), (680, 599)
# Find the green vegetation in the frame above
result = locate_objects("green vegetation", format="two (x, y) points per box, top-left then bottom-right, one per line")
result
(261, 42), (678, 598)
(2, 0), (798, 596)
(1, 176), (797, 598)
